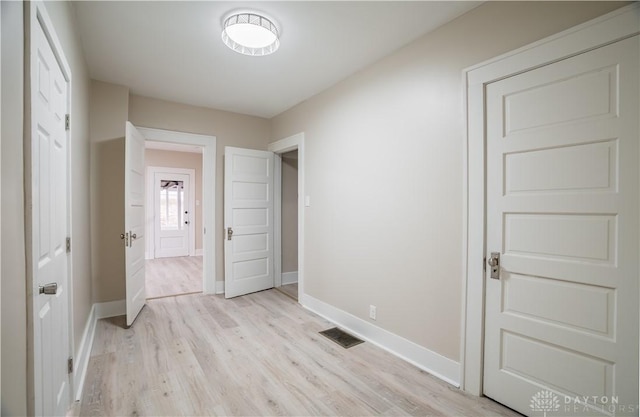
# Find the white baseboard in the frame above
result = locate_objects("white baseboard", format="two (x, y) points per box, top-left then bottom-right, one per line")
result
(95, 299), (126, 319)
(215, 280), (225, 295)
(281, 271), (298, 285)
(299, 293), (461, 387)
(195, 249), (203, 256)
(73, 304), (97, 400)
(73, 299), (126, 400)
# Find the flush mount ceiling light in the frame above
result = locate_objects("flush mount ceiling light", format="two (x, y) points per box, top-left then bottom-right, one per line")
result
(222, 12), (280, 56)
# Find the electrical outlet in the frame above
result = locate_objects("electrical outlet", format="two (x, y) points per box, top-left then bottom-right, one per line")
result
(369, 305), (377, 320)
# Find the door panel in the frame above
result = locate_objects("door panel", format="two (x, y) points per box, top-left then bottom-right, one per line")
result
(32, 18), (70, 416)
(484, 36), (639, 416)
(224, 147), (274, 298)
(154, 173), (190, 258)
(125, 122), (146, 326)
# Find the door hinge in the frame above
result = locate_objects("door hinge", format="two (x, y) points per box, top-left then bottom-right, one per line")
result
(68, 357), (73, 374)
(65, 114), (70, 131)
(66, 237), (71, 253)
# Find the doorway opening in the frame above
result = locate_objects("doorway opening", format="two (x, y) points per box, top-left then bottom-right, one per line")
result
(269, 132), (305, 303)
(276, 150), (299, 301)
(221, 133), (304, 300)
(144, 141), (203, 299)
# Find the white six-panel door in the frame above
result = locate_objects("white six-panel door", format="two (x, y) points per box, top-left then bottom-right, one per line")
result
(31, 15), (70, 416)
(125, 122), (146, 326)
(484, 36), (639, 416)
(224, 147), (275, 298)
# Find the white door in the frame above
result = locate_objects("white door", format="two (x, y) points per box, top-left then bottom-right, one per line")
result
(484, 36), (639, 416)
(224, 147), (274, 298)
(31, 17), (70, 416)
(154, 172), (190, 258)
(125, 122), (146, 326)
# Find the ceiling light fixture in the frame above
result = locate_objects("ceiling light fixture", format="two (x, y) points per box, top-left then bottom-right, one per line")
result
(221, 12), (280, 56)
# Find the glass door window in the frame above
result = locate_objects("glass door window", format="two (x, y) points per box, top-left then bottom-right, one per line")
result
(159, 180), (185, 231)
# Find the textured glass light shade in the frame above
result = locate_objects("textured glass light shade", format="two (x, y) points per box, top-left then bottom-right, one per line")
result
(222, 13), (280, 56)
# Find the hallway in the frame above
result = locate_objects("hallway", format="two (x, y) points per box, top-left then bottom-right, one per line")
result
(145, 256), (202, 299)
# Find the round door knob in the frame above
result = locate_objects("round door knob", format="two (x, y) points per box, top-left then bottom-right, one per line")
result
(131, 233), (137, 239)
(488, 257), (499, 267)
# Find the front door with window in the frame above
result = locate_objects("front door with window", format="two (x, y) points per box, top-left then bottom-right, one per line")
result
(154, 172), (191, 258)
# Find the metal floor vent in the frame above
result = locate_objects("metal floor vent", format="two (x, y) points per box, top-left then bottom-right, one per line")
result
(319, 327), (364, 349)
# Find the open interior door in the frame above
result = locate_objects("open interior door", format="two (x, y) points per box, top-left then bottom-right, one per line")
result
(224, 147), (274, 298)
(125, 122), (146, 326)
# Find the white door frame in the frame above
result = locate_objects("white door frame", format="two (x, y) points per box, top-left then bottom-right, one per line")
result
(269, 132), (305, 301)
(461, 4), (640, 395)
(137, 127), (216, 294)
(26, 1), (75, 413)
(146, 166), (196, 259)
(0, 3), (2, 404)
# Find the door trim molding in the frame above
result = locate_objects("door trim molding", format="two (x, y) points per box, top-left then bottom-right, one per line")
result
(146, 166), (196, 259)
(461, 3), (639, 395)
(136, 127), (217, 294)
(269, 133), (305, 302)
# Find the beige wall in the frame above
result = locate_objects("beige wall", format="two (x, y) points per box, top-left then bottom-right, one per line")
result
(90, 80), (129, 303)
(282, 152), (298, 273)
(128, 94), (272, 287)
(1, 1), (92, 413)
(271, 1), (627, 361)
(1, 2), (27, 413)
(145, 149), (204, 251)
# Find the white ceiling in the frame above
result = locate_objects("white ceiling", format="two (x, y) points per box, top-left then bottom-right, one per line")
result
(74, 1), (480, 118)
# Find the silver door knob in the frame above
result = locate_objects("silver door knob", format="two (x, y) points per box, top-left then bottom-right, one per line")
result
(488, 252), (500, 279)
(131, 233), (137, 239)
(39, 282), (58, 295)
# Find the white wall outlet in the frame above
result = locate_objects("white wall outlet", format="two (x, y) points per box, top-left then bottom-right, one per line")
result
(369, 305), (377, 320)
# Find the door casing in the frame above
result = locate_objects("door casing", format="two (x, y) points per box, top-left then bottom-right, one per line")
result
(137, 127), (217, 294)
(461, 3), (640, 395)
(269, 133), (305, 302)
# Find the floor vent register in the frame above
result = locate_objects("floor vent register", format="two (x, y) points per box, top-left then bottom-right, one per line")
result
(319, 327), (364, 349)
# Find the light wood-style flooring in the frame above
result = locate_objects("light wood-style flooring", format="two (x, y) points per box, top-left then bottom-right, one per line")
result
(146, 256), (202, 299)
(73, 289), (519, 416)
(276, 282), (298, 301)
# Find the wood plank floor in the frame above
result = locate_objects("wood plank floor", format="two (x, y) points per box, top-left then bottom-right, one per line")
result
(146, 256), (202, 299)
(72, 290), (520, 416)
(276, 283), (298, 301)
